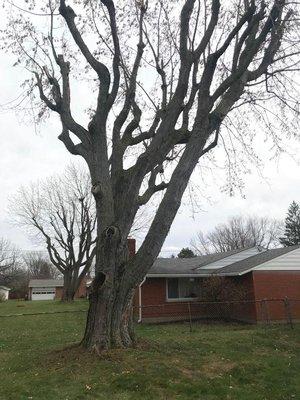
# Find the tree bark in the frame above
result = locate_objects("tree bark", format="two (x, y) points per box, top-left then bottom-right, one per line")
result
(81, 229), (136, 351)
(81, 287), (134, 350)
(61, 269), (77, 302)
(81, 279), (135, 351)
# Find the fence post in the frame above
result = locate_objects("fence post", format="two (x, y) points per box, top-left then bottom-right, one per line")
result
(188, 302), (192, 333)
(260, 299), (270, 326)
(284, 297), (294, 329)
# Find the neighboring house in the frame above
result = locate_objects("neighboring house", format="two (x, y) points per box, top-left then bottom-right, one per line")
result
(28, 278), (92, 300)
(135, 246), (300, 323)
(0, 286), (11, 301)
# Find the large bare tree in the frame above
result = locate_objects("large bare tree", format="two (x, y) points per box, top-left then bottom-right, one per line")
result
(192, 215), (282, 254)
(2, 0), (300, 350)
(10, 165), (97, 301)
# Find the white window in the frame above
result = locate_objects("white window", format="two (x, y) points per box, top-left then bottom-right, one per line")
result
(166, 278), (199, 301)
(32, 287), (55, 295)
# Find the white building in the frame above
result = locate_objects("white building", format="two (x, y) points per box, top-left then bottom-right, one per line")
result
(0, 286), (11, 301)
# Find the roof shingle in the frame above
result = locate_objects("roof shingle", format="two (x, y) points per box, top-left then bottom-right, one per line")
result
(28, 279), (64, 288)
(216, 245), (300, 276)
(148, 248), (248, 276)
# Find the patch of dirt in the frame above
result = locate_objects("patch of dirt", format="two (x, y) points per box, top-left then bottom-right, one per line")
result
(201, 356), (237, 379)
(178, 367), (195, 379)
(43, 338), (160, 369)
(48, 344), (125, 363)
(45, 344), (94, 367)
(135, 338), (160, 351)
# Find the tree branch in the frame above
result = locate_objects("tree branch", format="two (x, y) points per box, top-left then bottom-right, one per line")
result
(59, 0), (110, 85)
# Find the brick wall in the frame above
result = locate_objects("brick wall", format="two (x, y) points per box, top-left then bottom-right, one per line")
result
(253, 271), (300, 322)
(55, 277), (88, 300)
(127, 238), (136, 258)
(55, 287), (63, 300)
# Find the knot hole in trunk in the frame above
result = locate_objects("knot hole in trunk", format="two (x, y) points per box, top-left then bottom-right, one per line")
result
(91, 182), (102, 199)
(105, 226), (119, 238)
(90, 271), (106, 299)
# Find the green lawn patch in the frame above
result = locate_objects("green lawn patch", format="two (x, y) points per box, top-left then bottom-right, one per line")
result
(0, 300), (299, 400)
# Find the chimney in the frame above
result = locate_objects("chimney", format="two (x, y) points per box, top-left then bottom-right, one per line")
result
(127, 238), (136, 258)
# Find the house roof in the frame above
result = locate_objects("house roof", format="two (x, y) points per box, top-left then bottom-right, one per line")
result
(0, 286), (11, 291)
(216, 245), (300, 276)
(28, 279), (64, 288)
(28, 278), (93, 288)
(147, 248), (249, 277)
(147, 245), (300, 278)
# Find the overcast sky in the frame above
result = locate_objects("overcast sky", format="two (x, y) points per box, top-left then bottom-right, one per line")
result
(1, 44), (300, 258)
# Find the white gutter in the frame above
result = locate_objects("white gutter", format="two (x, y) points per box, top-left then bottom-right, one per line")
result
(146, 272), (251, 278)
(146, 273), (212, 278)
(138, 277), (146, 323)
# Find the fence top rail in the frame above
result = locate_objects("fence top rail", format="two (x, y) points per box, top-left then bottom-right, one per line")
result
(134, 298), (300, 308)
(0, 309), (87, 318)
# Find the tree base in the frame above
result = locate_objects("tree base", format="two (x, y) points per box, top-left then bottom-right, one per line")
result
(60, 297), (75, 303)
(80, 284), (136, 352)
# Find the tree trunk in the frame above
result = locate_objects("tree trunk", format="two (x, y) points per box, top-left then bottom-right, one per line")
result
(81, 232), (136, 352)
(61, 270), (77, 302)
(81, 275), (135, 351)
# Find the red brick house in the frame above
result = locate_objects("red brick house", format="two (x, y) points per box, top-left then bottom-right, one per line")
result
(135, 246), (300, 324)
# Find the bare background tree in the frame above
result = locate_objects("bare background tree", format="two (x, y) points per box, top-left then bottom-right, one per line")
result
(2, 0), (300, 350)
(10, 165), (97, 301)
(23, 252), (61, 280)
(0, 238), (20, 285)
(0, 238), (28, 299)
(191, 215), (282, 254)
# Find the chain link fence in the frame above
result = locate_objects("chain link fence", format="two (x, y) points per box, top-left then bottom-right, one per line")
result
(1, 298), (299, 332)
(133, 298), (300, 329)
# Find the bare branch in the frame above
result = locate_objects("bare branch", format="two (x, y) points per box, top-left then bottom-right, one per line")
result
(59, 0), (110, 85)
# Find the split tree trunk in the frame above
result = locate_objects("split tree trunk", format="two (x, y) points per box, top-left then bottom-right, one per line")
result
(81, 278), (135, 351)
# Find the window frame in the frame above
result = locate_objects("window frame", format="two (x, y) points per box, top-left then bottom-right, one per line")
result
(165, 278), (199, 302)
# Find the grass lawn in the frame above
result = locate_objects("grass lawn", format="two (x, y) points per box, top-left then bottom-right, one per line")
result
(0, 300), (300, 400)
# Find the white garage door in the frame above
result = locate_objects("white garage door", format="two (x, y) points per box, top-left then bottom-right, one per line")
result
(32, 287), (56, 300)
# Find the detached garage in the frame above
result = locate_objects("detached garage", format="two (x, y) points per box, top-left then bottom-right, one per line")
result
(28, 278), (90, 300)
(29, 279), (63, 300)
